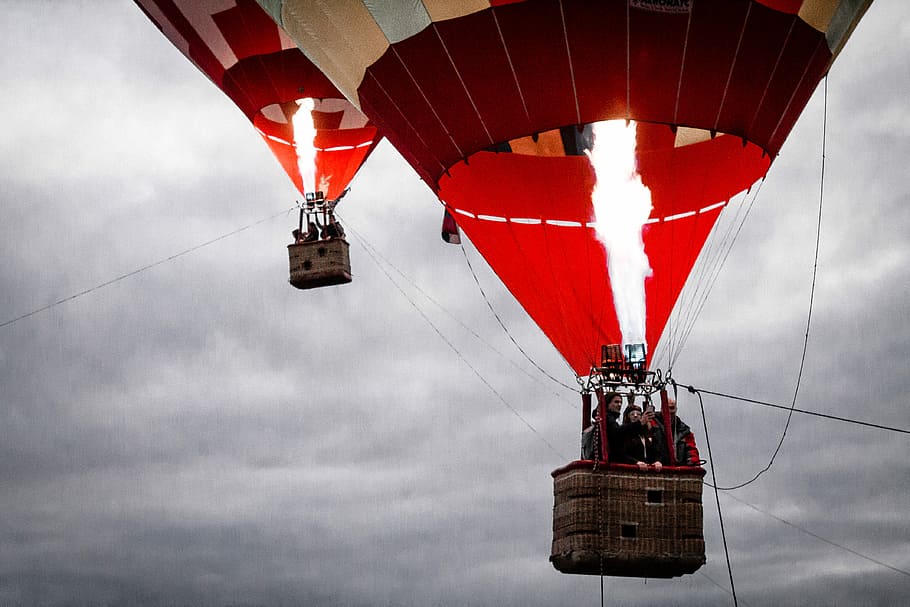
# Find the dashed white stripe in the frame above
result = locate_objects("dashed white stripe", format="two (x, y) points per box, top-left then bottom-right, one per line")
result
(448, 199), (729, 227)
(664, 210), (697, 222)
(700, 201), (726, 213)
(257, 129), (373, 151)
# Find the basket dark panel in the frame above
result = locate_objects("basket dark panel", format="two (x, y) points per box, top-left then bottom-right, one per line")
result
(288, 239), (352, 289)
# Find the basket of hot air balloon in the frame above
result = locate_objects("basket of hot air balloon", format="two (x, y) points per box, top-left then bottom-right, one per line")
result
(550, 462), (705, 578)
(288, 238), (352, 289)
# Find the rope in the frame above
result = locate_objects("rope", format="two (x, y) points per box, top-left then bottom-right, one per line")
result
(677, 385), (909, 436)
(723, 492), (910, 579)
(458, 242), (578, 392)
(338, 212), (577, 408)
(696, 390), (739, 606)
(344, 220), (568, 461)
(677, 76), (832, 491)
(0, 207), (294, 331)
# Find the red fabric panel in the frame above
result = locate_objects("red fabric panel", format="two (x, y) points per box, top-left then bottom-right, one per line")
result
(637, 126), (771, 218)
(714, 3), (797, 136)
(767, 37), (831, 152)
(628, 5), (688, 124)
(223, 49), (339, 119)
(495, 0), (579, 130)
(552, 460), (706, 476)
(438, 143), (735, 375)
(434, 10), (533, 145)
(754, 0), (802, 13)
(389, 26), (492, 156)
(748, 17), (825, 142)
(563, 0), (627, 121)
(313, 110), (344, 131)
(139, 0), (226, 86)
(358, 0), (835, 192)
(259, 133), (302, 193)
(674, 0), (751, 128)
(212, 0), (282, 59)
(357, 74), (444, 185)
(365, 51), (462, 172)
(315, 131), (377, 201)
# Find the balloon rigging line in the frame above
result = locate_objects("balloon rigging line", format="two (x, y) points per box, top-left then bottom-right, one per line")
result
(670, 180), (765, 369)
(343, 219), (569, 461)
(697, 386), (739, 606)
(676, 383), (909, 436)
(0, 207), (295, 331)
(699, 571), (755, 607)
(457, 241), (578, 392)
(689, 77), (831, 492)
(722, 491), (910, 579)
(337, 211), (577, 408)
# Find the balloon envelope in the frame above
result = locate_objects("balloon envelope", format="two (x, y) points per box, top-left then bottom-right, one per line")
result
(135, 0), (380, 200)
(261, 0), (870, 374)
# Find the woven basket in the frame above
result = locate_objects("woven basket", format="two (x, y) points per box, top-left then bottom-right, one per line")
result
(288, 239), (352, 290)
(550, 462), (705, 578)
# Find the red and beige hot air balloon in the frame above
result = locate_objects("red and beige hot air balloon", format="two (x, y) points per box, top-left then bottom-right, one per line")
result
(135, 0), (379, 201)
(262, 0), (870, 372)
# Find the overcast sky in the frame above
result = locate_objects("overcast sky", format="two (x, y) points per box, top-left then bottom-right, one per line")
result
(1, 1), (908, 606)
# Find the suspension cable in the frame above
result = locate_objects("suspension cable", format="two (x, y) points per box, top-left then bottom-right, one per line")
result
(344, 219), (568, 461)
(677, 384), (909, 436)
(723, 492), (910, 579)
(677, 77), (832, 490)
(696, 390), (739, 606)
(1, 206), (295, 331)
(458, 241), (578, 392)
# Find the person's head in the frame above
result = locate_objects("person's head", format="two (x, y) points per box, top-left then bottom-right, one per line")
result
(604, 392), (623, 414)
(623, 404), (642, 425)
(292, 228), (301, 239)
(665, 397), (678, 416)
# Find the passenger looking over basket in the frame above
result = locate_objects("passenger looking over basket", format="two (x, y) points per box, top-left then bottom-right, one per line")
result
(621, 404), (662, 470)
(293, 220), (320, 244)
(323, 212), (345, 239)
(653, 397), (701, 466)
(580, 392), (625, 462)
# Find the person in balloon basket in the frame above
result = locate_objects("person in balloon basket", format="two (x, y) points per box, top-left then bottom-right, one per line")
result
(652, 397), (701, 466)
(292, 220), (320, 244)
(581, 392), (625, 462)
(620, 403), (663, 471)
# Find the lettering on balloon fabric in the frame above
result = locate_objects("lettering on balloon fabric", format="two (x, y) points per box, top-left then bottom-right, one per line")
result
(631, 0), (692, 14)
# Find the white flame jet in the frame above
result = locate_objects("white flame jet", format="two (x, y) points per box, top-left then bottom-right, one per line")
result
(292, 98), (318, 194)
(587, 120), (653, 350)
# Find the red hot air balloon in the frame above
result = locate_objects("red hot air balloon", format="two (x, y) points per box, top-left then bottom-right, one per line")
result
(264, 0), (870, 374)
(234, 0), (873, 578)
(135, 0), (380, 202)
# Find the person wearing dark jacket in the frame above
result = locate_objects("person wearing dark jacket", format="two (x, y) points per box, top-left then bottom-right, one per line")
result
(653, 397), (701, 466)
(620, 404), (663, 469)
(581, 392), (625, 461)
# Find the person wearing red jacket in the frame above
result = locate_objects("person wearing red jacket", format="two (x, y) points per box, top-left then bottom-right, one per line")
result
(653, 397), (701, 466)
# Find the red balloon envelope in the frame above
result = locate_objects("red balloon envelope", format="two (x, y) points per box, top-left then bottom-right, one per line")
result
(135, 0), (380, 200)
(261, 0), (869, 375)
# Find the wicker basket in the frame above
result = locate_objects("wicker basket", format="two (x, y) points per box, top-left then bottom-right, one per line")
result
(288, 239), (352, 290)
(550, 462), (705, 578)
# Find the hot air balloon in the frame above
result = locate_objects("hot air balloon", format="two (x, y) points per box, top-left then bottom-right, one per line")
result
(135, 0), (382, 289)
(219, 0), (871, 577)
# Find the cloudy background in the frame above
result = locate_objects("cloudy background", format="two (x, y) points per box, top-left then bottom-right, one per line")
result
(1, 1), (907, 605)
